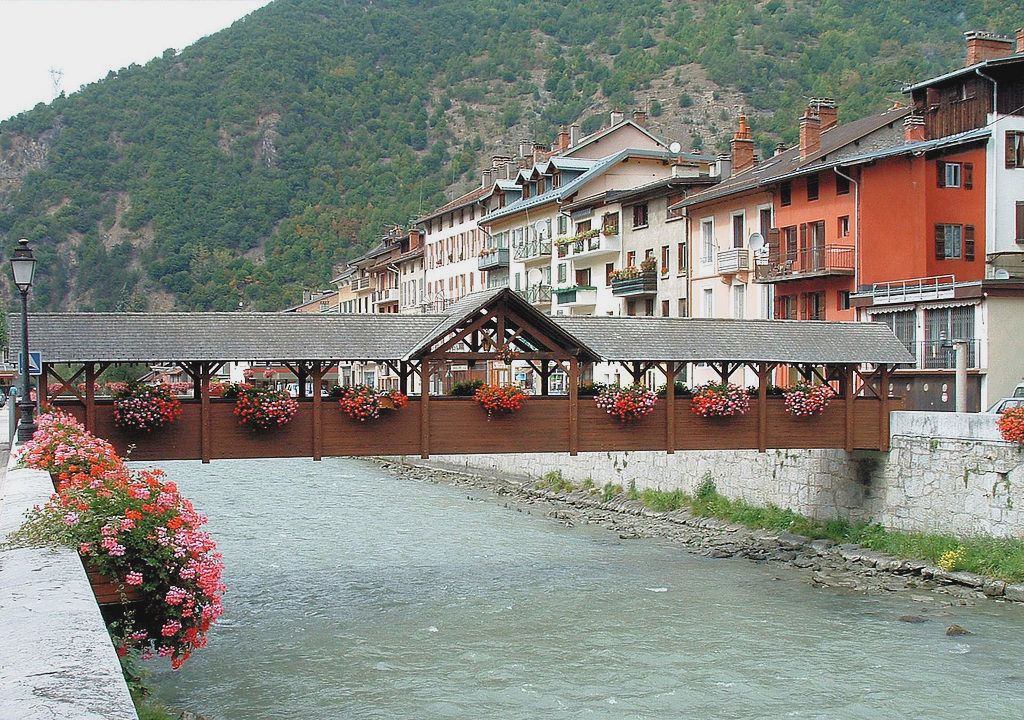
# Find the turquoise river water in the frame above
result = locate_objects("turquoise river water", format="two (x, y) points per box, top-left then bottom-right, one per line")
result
(147, 458), (1024, 719)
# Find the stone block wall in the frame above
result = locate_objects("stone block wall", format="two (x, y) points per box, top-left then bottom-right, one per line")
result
(424, 412), (1024, 538)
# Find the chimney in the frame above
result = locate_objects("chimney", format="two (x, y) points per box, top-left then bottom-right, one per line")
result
(533, 142), (547, 163)
(964, 30), (1014, 66)
(481, 168), (492, 187)
(1017, 28), (1024, 54)
(716, 153), (731, 180)
(569, 123), (580, 146)
(491, 154), (510, 169)
(505, 161), (518, 180)
(610, 110), (624, 125)
(904, 114), (926, 143)
(799, 112), (821, 160)
(808, 98), (838, 131)
(632, 109), (648, 127)
(774, 142), (787, 157)
(730, 113), (755, 175)
(557, 128), (570, 150)
(518, 139), (532, 159)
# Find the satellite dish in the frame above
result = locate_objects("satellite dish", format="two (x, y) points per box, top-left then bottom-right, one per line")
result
(994, 268), (1011, 280)
(669, 141), (682, 154)
(748, 232), (765, 251)
(535, 219), (549, 239)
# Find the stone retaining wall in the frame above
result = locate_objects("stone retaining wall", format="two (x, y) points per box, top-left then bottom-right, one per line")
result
(0, 449), (138, 720)
(426, 411), (1024, 537)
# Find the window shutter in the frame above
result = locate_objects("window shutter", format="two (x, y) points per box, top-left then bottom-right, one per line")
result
(1008, 132), (1019, 169)
(936, 161), (946, 188)
(964, 163), (973, 189)
(799, 223), (807, 253)
(1017, 201), (1024, 243)
(964, 225), (975, 261)
(935, 225), (944, 260)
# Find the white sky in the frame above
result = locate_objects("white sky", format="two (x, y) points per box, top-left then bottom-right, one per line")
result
(0, 0), (272, 122)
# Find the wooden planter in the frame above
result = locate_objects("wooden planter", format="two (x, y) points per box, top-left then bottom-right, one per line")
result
(82, 560), (142, 606)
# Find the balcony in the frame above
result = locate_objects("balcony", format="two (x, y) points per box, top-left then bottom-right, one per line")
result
(514, 239), (552, 264)
(611, 270), (658, 297)
(554, 285), (598, 308)
(372, 287), (398, 306)
(870, 274), (956, 305)
(517, 283), (552, 306)
(477, 247), (509, 271)
(755, 245), (854, 283)
(716, 247), (752, 275)
(567, 232), (621, 262)
(352, 276), (372, 293)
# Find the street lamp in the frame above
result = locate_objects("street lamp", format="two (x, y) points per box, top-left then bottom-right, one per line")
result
(10, 238), (37, 441)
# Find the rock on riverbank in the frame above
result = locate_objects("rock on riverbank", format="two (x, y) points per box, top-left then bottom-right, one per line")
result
(375, 458), (1024, 608)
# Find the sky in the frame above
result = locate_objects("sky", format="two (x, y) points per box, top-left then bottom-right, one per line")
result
(0, 0), (272, 122)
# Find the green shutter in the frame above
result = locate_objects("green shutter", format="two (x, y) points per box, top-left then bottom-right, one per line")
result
(936, 161), (946, 188)
(964, 225), (975, 261)
(935, 225), (944, 260)
(964, 163), (973, 189)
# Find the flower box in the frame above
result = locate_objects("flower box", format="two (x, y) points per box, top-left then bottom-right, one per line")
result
(691, 382), (750, 418)
(336, 385), (409, 421)
(84, 561), (142, 605)
(595, 385), (657, 423)
(473, 384), (527, 417)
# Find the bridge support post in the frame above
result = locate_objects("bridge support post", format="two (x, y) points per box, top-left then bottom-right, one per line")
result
(845, 364), (855, 452)
(663, 362), (676, 455)
(568, 358), (578, 456)
(420, 360), (430, 459)
(311, 362), (324, 461)
(200, 363), (212, 464)
(85, 363), (96, 433)
(757, 362), (768, 453)
(399, 361), (409, 396)
(540, 360), (550, 396)
(879, 364), (891, 452)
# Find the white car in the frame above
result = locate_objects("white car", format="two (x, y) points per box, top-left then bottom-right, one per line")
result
(986, 397), (1024, 414)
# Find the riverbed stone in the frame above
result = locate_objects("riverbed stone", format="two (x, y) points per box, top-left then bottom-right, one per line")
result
(946, 624), (973, 636)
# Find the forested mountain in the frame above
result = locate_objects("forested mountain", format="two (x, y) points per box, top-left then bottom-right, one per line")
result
(0, 0), (1018, 311)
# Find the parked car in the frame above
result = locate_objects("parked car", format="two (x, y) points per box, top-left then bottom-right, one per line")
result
(986, 397), (1024, 414)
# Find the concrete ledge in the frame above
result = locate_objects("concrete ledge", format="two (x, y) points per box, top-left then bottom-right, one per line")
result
(0, 451), (138, 720)
(890, 410), (1005, 443)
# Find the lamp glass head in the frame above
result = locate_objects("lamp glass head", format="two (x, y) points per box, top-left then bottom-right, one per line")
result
(10, 238), (36, 292)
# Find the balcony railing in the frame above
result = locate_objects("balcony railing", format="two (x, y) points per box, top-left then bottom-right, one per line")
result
(568, 232), (621, 261)
(516, 283), (552, 305)
(352, 276), (372, 292)
(918, 339), (980, 370)
(553, 285), (598, 306)
(477, 247), (510, 271)
(513, 239), (552, 263)
(716, 247), (751, 275)
(754, 245), (855, 283)
(871, 275), (956, 305)
(611, 270), (658, 297)
(372, 287), (398, 305)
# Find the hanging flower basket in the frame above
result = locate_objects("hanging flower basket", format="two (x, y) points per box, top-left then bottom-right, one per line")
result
(112, 383), (183, 432)
(231, 383), (298, 430)
(336, 385), (409, 422)
(595, 384), (658, 423)
(997, 407), (1024, 444)
(11, 412), (225, 669)
(473, 384), (527, 417)
(783, 382), (834, 417)
(691, 382), (750, 418)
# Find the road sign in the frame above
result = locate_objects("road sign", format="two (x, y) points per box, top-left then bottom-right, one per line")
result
(18, 352), (42, 377)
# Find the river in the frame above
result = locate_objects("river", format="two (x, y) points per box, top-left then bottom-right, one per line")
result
(147, 457), (1024, 719)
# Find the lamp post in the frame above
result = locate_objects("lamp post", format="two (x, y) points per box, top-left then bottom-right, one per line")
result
(10, 238), (37, 441)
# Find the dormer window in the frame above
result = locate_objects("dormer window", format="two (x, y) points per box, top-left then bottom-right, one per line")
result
(551, 172), (561, 188)
(537, 178), (545, 194)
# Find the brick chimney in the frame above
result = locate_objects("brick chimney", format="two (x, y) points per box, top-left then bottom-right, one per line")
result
(903, 114), (926, 143)
(610, 110), (625, 125)
(964, 31), (1014, 66)
(557, 127), (570, 151)
(1017, 28), (1024, 54)
(774, 142), (787, 157)
(632, 109), (648, 127)
(799, 112), (821, 160)
(808, 98), (838, 131)
(730, 114), (755, 175)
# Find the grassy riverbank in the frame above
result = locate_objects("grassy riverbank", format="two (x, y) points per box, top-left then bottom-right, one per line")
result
(536, 471), (1024, 583)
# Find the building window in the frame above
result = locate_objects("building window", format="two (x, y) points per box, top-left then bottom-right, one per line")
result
(605, 263), (615, 286)
(644, 298), (655, 316)
(1017, 201), (1024, 243)
(678, 298), (688, 317)
(923, 306), (977, 368)
(557, 214), (568, 235)
(837, 290), (851, 311)
(626, 250), (636, 268)
(1008, 131), (1024, 169)
(780, 181), (792, 206)
(557, 263), (567, 284)
(935, 224), (974, 260)
(838, 215), (850, 238)
(835, 173), (850, 195)
(759, 207), (773, 236)
(806, 174), (819, 201)
(633, 203), (649, 228)
(702, 288), (713, 318)
(627, 300), (636, 317)
(775, 294), (796, 320)
(660, 245), (670, 275)
(801, 292), (824, 320)
(942, 162), (961, 188)
(551, 172), (561, 188)
(700, 219), (714, 263)
(677, 242), (686, 274)
(661, 300), (670, 317)
(731, 212), (745, 248)
(874, 310), (916, 358)
(783, 226), (798, 258)
(732, 284), (745, 319)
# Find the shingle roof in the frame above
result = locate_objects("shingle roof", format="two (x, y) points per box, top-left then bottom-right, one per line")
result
(12, 313), (443, 363)
(414, 184), (491, 224)
(902, 51), (1024, 93)
(675, 106), (911, 209)
(552, 316), (914, 364)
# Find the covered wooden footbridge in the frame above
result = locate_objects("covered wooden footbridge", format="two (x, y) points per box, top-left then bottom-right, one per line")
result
(16, 288), (912, 462)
